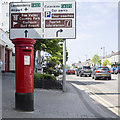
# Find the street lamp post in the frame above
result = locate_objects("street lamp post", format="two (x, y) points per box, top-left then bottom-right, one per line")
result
(101, 46), (105, 64)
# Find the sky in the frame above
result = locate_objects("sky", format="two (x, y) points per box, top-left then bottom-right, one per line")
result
(67, 1), (118, 65)
(1, 0), (119, 66)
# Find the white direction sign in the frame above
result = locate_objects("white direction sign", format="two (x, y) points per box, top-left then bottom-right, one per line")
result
(10, 2), (43, 39)
(44, 2), (75, 39)
(9, 1), (76, 39)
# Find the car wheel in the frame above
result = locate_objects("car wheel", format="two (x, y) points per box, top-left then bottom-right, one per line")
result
(85, 75), (87, 77)
(92, 75), (94, 79)
(80, 74), (82, 77)
(89, 75), (91, 77)
(108, 77), (111, 80)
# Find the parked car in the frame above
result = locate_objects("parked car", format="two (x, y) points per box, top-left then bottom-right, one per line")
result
(110, 67), (116, 74)
(114, 67), (120, 74)
(79, 66), (92, 77)
(92, 66), (111, 80)
(66, 69), (75, 74)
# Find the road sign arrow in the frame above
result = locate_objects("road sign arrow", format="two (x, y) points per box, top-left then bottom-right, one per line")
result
(56, 29), (63, 37)
(24, 30), (28, 38)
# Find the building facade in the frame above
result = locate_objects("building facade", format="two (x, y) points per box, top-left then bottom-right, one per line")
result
(0, 2), (15, 72)
(0, 29), (15, 72)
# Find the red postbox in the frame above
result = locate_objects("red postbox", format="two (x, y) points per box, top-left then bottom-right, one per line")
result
(12, 38), (36, 111)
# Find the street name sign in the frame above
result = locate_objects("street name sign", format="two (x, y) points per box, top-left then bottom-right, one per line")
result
(9, 1), (76, 39)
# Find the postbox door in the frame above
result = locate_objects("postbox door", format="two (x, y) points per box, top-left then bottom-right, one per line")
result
(20, 49), (34, 93)
(23, 50), (34, 93)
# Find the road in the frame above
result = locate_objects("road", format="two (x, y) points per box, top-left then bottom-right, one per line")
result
(67, 74), (120, 117)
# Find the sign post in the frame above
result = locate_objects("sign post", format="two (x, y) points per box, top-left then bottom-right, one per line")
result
(63, 39), (66, 92)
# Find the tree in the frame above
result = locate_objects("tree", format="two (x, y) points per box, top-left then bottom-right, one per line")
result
(34, 39), (68, 68)
(103, 59), (110, 66)
(66, 65), (71, 69)
(91, 54), (101, 66)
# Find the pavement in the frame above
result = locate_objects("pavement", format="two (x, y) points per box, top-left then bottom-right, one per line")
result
(2, 73), (120, 119)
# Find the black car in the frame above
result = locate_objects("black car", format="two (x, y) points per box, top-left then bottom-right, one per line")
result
(79, 66), (92, 77)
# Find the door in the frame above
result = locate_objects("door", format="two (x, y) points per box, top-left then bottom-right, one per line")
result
(5, 49), (9, 72)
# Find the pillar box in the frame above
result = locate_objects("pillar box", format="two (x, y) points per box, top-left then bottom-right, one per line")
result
(12, 38), (36, 111)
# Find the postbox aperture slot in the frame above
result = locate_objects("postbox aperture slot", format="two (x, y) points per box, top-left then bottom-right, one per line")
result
(22, 49), (31, 52)
(24, 55), (30, 65)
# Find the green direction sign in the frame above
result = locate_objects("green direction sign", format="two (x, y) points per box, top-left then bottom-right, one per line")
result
(61, 4), (72, 8)
(31, 3), (41, 7)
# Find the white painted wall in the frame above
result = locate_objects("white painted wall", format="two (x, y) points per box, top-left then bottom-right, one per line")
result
(0, 29), (15, 71)
(1, 2), (9, 32)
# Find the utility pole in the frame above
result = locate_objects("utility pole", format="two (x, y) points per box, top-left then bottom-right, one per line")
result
(63, 39), (66, 92)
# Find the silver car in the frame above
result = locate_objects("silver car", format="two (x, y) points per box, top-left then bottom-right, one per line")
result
(92, 67), (111, 80)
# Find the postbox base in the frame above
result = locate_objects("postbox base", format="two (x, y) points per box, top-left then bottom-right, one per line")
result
(15, 92), (34, 111)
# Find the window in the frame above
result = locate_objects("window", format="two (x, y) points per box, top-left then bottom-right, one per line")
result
(98, 67), (109, 71)
(83, 66), (91, 69)
(1, 34), (4, 40)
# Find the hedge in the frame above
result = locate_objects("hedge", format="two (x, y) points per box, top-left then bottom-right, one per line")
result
(34, 73), (62, 89)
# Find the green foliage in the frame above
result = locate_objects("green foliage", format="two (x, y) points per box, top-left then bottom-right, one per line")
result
(103, 59), (110, 66)
(34, 39), (68, 66)
(34, 39), (63, 57)
(91, 54), (101, 66)
(73, 66), (78, 68)
(66, 65), (71, 69)
(109, 63), (112, 66)
(43, 60), (59, 76)
(34, 73), (62, 89)
(53, 70), (60, 77)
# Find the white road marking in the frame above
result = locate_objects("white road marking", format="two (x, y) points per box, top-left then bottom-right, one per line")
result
(71, 83), (120, 117)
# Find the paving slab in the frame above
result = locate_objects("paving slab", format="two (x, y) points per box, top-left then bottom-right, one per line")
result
(2, 73), (119, 118)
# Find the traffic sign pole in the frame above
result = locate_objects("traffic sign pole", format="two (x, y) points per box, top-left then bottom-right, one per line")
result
(63, 39), (66, 92)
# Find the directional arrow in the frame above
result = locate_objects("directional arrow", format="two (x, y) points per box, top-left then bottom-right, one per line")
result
(24, 30), (28, 38)
(56, 29), (63, 37)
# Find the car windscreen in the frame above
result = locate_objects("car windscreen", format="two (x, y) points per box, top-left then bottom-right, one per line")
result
(97, 67), (109, 71)
(83, 66), (91, 69)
